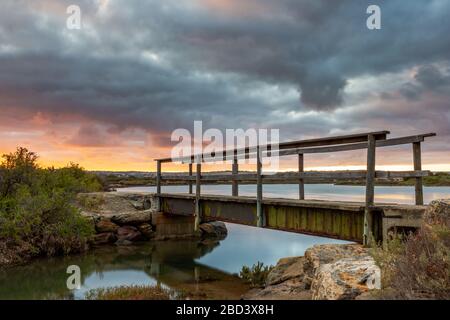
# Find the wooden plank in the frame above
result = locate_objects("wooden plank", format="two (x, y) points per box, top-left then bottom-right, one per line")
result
(158, 131), (391, 163)
(413, 142), (424, 205)
(166, 133), (435, 164)
(188, 163), (193, 194)
(232, 157), (239, 196)
(298, 154), (305, 200)
(161, 170), (430, 182)
(256, 145), (263, 227)
(273, 134), (435, 158)
(364, 134), (376, 246)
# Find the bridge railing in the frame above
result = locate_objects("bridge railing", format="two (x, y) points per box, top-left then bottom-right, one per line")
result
(154, 131), (436, 245)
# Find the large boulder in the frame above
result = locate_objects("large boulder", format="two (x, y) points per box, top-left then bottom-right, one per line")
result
(116, 226), (144, 242)
(199, 221), (228, 238)
(95, 218), (119, 233)
(311, 256), (381, 300)
(137, 223), (154, 239)
(243, 244), (381, 300)
(266, 256), (309, 287)
(111, 210), (152, 226)
(304, 244), (368, 274)
(93, 232), (117, 245)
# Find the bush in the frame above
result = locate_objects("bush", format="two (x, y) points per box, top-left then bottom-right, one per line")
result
(0, 147), (101, 263)
(370, 200), (450, 299)
(239, 261), (274, 288)
(85, 285), (174, 300)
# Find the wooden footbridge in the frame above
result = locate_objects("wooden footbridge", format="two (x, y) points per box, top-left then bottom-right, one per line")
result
(153, 131), (436, 244)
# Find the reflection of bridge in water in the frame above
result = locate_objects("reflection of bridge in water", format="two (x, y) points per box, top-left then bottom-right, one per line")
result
(154, 131), (436, 244)
(0, 239), (248, 300)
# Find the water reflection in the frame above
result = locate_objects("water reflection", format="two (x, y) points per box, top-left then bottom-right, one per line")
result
(0, 238), (250, 300)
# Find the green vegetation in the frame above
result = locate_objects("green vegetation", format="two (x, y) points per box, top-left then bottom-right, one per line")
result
(76, 193), (106, 212)
(85, 285), (174, 300)
(336, 172), (450, 186)
(0, 147), (102, 266)
(101, 174), (153, 187)
(370, 200), (450, 299)
(239, 261), (274, 288)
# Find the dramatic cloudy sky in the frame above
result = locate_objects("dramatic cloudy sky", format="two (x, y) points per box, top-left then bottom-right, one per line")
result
(0, 0), (449, 171)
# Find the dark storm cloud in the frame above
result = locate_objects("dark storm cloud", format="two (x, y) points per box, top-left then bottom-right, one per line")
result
(0, 0), (449, 146)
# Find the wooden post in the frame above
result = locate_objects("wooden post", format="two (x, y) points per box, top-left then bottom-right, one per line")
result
(188, 163), (193, 194)
(232, 157), (239, 196)
(364, 134), (376, 246)
(195, 156), (201, 231)
(298, 153), (305, 200)
(156, 160), (161, 195)
(256, 145), (263, 227)
(413, 142), (424, 205)
(156, 160), (161, 212)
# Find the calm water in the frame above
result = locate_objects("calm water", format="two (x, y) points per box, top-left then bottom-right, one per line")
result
(1, 184), (447, 299)
(118, 184), (450, 205)
(0, 223), (348, 300)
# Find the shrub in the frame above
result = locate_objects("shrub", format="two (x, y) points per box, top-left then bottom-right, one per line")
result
(0, 147), (101, 263)
(370, 200), (450, 299)
(85, 285), (174, 300)
(239, 261), (274, 288)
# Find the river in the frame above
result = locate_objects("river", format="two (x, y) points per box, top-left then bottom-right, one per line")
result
(118, 183), (450, 205)
(0, 184), (447, 299)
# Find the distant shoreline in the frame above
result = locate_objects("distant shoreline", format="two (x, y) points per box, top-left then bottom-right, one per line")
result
(97, 171), (450, 189)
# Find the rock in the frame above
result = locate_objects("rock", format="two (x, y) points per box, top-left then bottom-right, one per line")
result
(424, 199), (450, 227)
(138, 223), (154, 239)
(95, 218), (119, 233)
(242, 279), (312, 300)
(305, 244), (367, 274)
(311, 256), (381, 300)
(243, 243), (381, 301)
(266, 256), (307, 286)
(93, 232), (116, 245)
(115, 239), (133, 246)
(111, 210), (152, 226)
(116, 226), (144, 242)
(199, 221), (228, 238)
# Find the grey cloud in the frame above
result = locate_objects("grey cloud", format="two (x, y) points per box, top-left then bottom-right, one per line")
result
(0, 0), (449, 148)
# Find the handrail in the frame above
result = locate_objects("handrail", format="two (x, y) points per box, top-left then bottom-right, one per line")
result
(157, 130), (390, 163)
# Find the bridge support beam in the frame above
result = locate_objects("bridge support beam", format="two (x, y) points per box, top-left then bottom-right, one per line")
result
(364, 134), (376, 246)
(232, 157), (239, 196)
(156, 160), (161, 211)
(298, 153), (305, 200)
(188, 163), (193, 194)
(256, 145), (264, 227)
(413, 142), (424, 205)
(195, 159), (202, 231)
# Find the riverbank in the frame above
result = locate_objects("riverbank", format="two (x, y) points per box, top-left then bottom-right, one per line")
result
(98, 171), (450, 188)
(78, 192), (228, 246)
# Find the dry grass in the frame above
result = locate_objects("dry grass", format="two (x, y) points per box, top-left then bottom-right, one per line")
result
(85, 285), (174, 300)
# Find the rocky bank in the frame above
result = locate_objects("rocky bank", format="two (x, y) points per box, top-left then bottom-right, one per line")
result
(78, 192), (228, 246)
(244, 243), (381, 300)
